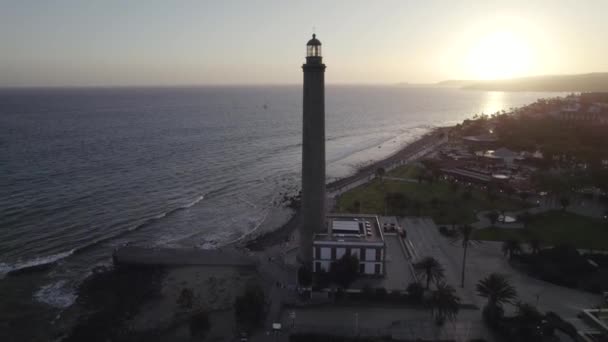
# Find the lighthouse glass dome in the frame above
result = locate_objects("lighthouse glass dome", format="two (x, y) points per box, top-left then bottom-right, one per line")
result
(306, 34), (322, 57)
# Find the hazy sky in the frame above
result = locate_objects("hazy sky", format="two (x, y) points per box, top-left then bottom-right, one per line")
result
(1, 0), (607, 86)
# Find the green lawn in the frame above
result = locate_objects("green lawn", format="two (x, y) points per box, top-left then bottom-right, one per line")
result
(387, 164), (424, 179)
(336, 178), (528, 225)
(474, 210), (608, 249)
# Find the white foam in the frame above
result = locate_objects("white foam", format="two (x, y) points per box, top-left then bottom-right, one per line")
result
(184, 195), (205, 208)
(34, 280), (77, 308)
(0, 249), (75, 279)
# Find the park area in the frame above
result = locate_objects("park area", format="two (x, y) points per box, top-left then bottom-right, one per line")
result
(336, 165), (528, 225)
(474, 210), (608, 250)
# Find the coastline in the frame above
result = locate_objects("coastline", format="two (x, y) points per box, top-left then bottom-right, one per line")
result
(243, 125), (449, 251)
(56, 125), (450, 341)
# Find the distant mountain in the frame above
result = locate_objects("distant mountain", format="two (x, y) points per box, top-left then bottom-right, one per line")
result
(437, 73), (608, 92)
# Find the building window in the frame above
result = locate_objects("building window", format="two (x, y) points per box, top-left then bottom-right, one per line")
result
(359, 263), (365, 274)
(320, 247), (331, 260)
(315, 247), (320, 259)
(376, 249), (381, 261)
(365, 248), (375, 261)
(315, 262), (322, 272)
(336, 247), (346, 259)
(331, 248), (336, 260)
(375, 264), (381, 275)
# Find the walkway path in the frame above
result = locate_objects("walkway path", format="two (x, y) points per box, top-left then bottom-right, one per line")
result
(281, 306), (495, 341)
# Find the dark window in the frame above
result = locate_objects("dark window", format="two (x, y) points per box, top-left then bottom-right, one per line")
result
(315, 262), (322, 272)
(375, 264), (381, 275)
(359, 263), (365, 274)
(315, 247), (320, 259)
(331, 248), (336, 260)
(376, 249), (381, 261)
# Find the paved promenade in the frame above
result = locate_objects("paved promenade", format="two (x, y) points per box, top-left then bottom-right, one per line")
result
(281, 306), (495, 341)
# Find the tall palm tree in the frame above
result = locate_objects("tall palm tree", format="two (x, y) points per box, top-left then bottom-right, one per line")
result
(375, 167), (386, 214)
(476, 273), (517, 310)
(502, 239), (522, 259)
(429, 282), (460, 325)
(413, 256), (445, 290)
(450, 224), (479, 288)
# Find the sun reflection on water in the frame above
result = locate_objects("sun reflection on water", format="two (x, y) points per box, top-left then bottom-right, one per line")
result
(480, 91), (506, 115)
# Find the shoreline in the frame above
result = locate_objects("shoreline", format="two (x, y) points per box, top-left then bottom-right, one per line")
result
(243, 125), (449, 251)
(55, 125), (450, 341)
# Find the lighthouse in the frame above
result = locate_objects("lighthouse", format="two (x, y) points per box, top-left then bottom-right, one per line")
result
(299, 34), (326, 266)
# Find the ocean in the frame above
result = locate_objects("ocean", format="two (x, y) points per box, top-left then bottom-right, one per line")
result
(0, 85), (563, 337)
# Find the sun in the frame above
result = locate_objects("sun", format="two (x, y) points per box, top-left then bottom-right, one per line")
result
(466, 30), (534, 80)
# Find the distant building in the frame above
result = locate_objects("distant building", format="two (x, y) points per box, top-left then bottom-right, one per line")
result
(556, 100), (608, 124)
(313, 214), (386, 276)
(461, 134), (498, 149)
(476, 147), (523, 165)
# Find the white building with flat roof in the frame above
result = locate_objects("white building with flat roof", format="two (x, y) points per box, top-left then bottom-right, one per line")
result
(312, 214), (386, 276)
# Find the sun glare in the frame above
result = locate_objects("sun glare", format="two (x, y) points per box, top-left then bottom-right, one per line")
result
(466, 30), (534, 80)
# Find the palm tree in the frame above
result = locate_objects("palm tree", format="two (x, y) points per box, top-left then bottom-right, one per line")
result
(429, 282), (460, 325)
(476, 273), (517, 310)
(502, 239), (522, 259)
(450, 224), (479, 288)
(413, 256), (445, 290)
(375, 167), (386, 214)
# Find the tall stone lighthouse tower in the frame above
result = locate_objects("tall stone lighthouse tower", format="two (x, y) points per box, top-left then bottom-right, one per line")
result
(299, 34), (326, 266)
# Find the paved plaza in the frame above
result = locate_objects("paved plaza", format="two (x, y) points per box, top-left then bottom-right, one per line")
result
(400, 217), (601, 326)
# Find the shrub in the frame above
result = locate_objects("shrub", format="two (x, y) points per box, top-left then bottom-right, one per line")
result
(361, 285), (373, 299)
(189, 311), (210, 338)
(482, 304), (504, 329)
(388, 290), (402, 301)
(406, 282), (424, 303)
(235, 284), (266, 332)
(374, 288), (387, 299)
(177, 288), (195, 310)
(298, 266), (312, 287)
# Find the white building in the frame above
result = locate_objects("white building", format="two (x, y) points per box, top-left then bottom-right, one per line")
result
(312, 214), (386, 276)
